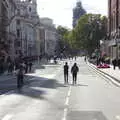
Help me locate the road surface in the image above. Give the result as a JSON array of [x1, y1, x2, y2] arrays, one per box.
[[0, 57, 120, 120]]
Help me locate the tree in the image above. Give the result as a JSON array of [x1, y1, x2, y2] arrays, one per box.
[[56, 14, 107, 57], [56, 26, 71, 56], [70, 14, 107, 56], [57, 26, 69, 37]]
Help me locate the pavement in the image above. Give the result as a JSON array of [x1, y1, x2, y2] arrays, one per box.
[[88, 62, 120, 86], [0, 58, 49, 81]]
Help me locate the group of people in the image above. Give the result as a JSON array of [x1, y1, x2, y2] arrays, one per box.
[[64, 62, 79, 85]]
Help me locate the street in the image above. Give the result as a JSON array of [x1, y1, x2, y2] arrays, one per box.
[[0, 57, 120, 120]]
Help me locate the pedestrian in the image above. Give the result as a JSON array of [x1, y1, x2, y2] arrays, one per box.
[[75, 56, 77, 61], [29, 62, 33, 72], [118, 58, 120, 69], [64, 62, 69, 84], [112, 58, 117, 70], [9, 62, 14, 74], [8, 62, 11, 74], [71, 63, 79, 85], [17, 68, 24, 89], [84, 56, 87, 62], [25, 61, 28, 73]]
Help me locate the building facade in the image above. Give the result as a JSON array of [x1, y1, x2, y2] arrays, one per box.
[[13, 0, 40, 58], [40, 18, 58, 57], [107, 0, 120, 60], [72, 1, 86, 28], [0, 0, 59, 61], [0, 0, 16, 60]]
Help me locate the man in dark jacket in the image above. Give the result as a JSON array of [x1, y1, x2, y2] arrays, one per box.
[[112, 58, 117, 70], [71, 63, 79, 85], [29, 62, 33, 72], [118, 59, 120, 69], [64, 62, 69, 84], [17, 68, 24, 89]]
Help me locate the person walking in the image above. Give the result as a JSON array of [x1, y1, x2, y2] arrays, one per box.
[[28, 62, 33, 72], [17, 68, 24, 89], [71, 63, 79, 85], [25, 61, 28, 73], [84, 56, 87, 62], [118, 58, 120, 69], [112, 58, 117, 70], [64, 62, 69, 84], [8, 62, 14, 74]]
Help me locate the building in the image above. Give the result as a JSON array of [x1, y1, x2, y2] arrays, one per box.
[[72, 1, 86, 28], [0, 0, 59, 61], [40, 18, 58, 57], [0, 0, 16, 60], [107, 0, 120, 60], [36, 25, 45, 59], [14, 0, 40, 58]]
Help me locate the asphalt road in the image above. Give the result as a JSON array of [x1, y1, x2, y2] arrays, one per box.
[[0, 57, 120, 120]]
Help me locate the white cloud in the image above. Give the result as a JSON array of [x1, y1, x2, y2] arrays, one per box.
[[37, 0, 108, 28]]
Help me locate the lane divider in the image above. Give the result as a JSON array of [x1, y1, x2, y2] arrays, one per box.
[[2, 114, 13, 120], [62, 86, 72, 120]]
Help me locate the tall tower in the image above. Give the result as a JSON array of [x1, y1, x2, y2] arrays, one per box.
[[31, 0, 37, 14], [72, 1, 86, 28], [26, 0, 37, 15]]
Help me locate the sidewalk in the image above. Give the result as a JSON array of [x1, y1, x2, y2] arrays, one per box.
[[89, 63, 120, 83], [0, 58, 49, 81]]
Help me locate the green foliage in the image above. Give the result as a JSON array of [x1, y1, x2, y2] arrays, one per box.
[[57, 26, 69, 37], [56, 26, 72, 55], [68, 14, 107, 55], [56, 14, 107, 56]]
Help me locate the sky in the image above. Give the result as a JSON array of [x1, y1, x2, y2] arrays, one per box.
[[37, 0, 108, 28]]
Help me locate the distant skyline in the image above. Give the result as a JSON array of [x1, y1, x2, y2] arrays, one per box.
[[37, 0, 108, 28]]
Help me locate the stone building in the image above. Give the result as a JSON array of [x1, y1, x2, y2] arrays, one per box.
[[40, 18, 58, 57], [0, 0, 59, 61], [14, 0, 40, 58], [0, 0, 16, 60], [107, 0, 120, 60]]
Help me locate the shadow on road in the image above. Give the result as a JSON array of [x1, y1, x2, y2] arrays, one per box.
[[14, 74, 67, 100]]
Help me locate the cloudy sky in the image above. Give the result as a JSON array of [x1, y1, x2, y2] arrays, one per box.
[[37, 0, 108, 28]]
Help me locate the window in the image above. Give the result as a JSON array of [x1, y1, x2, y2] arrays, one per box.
[[29, 7, 32, 12], [16, 20, 20, 25], [17, 29, 20, 37]]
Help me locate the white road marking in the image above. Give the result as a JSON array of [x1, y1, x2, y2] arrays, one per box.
[[62, 108, 68, 120], [2, 114, 13, 120], [65, 97, 69, 106], [62, 86, 72, 120], [67, 87, 71, 97]]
